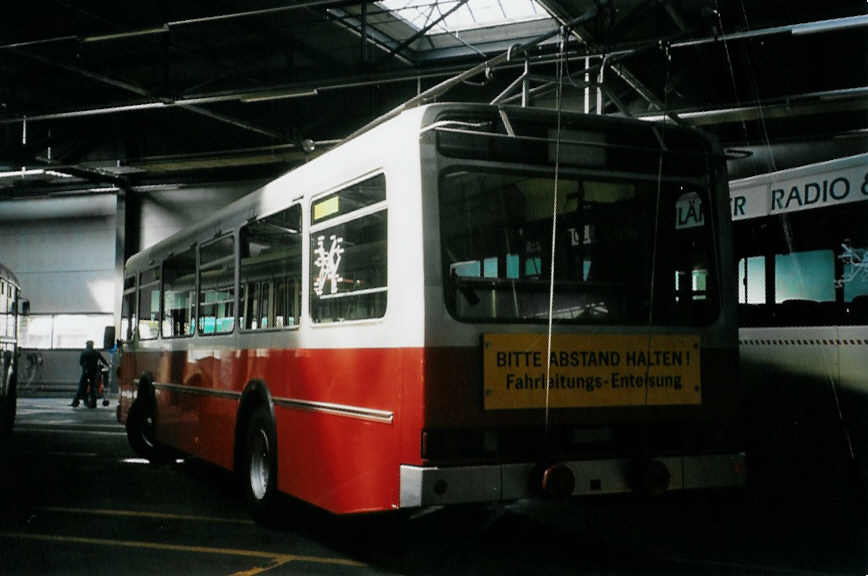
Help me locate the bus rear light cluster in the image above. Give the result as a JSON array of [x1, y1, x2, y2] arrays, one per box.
[[628, 459, 671, 496], [540, 464, 575, 498]]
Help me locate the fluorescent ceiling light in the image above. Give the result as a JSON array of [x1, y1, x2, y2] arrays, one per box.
[[790, 15, 868, 35], [44, 170, 74, 178], [174, 94, 242, 106], [0, 168, 74, 179], [0, 168, 46, 178], [0, 168, 71, 179], [83, 186, 120, 193], [379, 0, 549, 35]]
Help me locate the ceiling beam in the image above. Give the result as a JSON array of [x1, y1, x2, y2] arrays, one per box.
[[661, 0, 689, 32], [324, 6, 415, 65], [5, 48, 285, 140], [374, 0, 471, 64], [3, 14, 864, 136], [636, 86, 868, 125], [536, 0, 677, 117]]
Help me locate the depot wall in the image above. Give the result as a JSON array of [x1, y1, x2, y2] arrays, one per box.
[[0, 181, 260, 392]]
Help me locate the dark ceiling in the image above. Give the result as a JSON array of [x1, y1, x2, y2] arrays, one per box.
[[0, 0, 866, 199]]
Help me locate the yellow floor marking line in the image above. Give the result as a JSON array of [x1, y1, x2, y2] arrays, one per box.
[[16, 428, 126, 436], [0, 532, 367, 569], [229, 556, 294, 576], [39, 506, 256, 525]]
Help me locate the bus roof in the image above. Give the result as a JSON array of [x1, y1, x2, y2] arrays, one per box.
[[125, 102, 715, 275], [125, 103, 430, 274]]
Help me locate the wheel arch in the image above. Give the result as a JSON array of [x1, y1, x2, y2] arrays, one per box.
[[135, 371, 155, 402], [234, 379, 276, 473]]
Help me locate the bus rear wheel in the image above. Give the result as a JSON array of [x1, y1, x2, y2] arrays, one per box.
[[242, 406, 279, 523], [126, 399, 168, 463]]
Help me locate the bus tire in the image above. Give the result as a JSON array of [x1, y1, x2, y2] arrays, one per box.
[[242, 406, 279, 524], [125, 399, 169, 464]]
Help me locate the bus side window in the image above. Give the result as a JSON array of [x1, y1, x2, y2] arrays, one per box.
[[240, 204, 302, 330], [163, 247, 197, 338], [138, 267, 161, 340], [0, 281, 6, 339], [199, 235, 235, 335], [122, 275, 137, 341], [310, 174, 387, 324]]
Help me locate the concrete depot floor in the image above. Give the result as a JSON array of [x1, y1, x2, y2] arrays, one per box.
[[0, 396, 866, 575]]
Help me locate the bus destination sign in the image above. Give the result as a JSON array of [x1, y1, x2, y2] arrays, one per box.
[[482, 333, 701, 410]]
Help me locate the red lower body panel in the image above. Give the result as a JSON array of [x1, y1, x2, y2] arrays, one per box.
[[119, 346, 425, 514]]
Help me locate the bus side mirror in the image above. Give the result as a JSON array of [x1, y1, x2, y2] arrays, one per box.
[[103, 326, 116, 350], [20, 299, 30, 316]]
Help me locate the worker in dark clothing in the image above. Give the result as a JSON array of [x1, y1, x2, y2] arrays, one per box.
[[71, 340, 109, 407]]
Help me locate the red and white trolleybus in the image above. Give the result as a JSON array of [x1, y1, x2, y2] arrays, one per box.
[[117, 103, 745, 519]]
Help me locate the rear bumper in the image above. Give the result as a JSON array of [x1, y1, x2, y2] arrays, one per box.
[[399, 453, 746, 508]]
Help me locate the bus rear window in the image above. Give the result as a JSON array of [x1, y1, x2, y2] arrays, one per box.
[[439, 170, 717, 325]]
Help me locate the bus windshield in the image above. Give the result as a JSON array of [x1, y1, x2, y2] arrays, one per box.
[[439, 169, 716, 325]]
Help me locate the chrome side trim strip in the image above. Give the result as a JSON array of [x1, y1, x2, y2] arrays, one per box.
[[272, 397, 393, 424], [150, 382, 392, 423], [152, 382, 242, 400]]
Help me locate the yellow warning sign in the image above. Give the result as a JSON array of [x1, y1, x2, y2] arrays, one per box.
[[482, 333, 701, 410]]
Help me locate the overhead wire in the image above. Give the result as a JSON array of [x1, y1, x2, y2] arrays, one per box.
[[543, 27, 568, 437], [751, 0, 854, 464], [645, 41, 672, 408], [717, 1, 856, 471]]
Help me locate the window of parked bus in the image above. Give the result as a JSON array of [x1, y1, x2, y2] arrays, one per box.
[[843, 241, 868, 318], [163, 247, 197, 337], [733, 203, 866, 326], [310, 174, 387, 323], [0, 281, 6, 338], [0, 297, 6, 340], [737, 256, 766, 304], [121, 276, 137, 341], [138, 267, 161, 340], [199, 235, 235, 335], [240, 204, 302, 330], [775, 249, 835, 303]]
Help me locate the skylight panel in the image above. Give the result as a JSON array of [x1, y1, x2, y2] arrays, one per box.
[[378, 0, 549, 35]]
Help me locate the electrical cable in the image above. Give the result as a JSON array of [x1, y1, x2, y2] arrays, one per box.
[[645, 42, 671, 407], [543, 27, 568, 436]]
